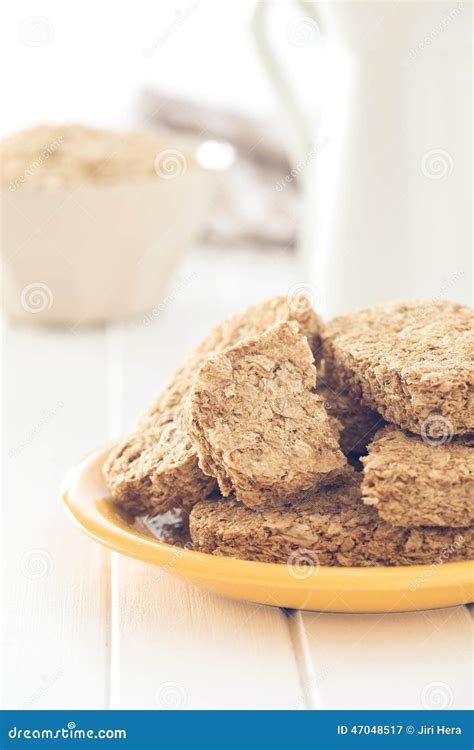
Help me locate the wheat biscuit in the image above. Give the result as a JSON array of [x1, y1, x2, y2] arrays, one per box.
[[189, 473, 473, 566], [322, 300, 474, 435], [186, 322, 346, 509], [103, 296, 323, 515], [361, 426, 474, 527], [316, 378, 383, 456]]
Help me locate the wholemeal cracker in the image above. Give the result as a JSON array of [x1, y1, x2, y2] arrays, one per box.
[[316, 377, 383, 456], [322, 300, 474, 435], [103, 296, 323, 515], [186, 322, 346, 509], [190, 473, 473, 566], [361, 426, 474, 527]]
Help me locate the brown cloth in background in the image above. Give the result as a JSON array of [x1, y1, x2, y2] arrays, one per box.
[[139, 90, 300, 248]]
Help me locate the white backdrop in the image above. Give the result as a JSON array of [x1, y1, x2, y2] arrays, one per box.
[[1, 0, 325, 136]]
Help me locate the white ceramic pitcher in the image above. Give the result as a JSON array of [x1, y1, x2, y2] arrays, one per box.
[[253, 1, 472, 317]]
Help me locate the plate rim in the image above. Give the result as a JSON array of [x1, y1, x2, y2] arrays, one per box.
[[61, 445, 474, 597]]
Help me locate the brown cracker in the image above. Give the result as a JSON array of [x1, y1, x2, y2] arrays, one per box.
[[103, 296, 323, 515], [322, 300, 474, 435], [361, 426, 474, 527], [190, 473, 473, 566], [316, 377, 383, 456], [186, 322, 346, 509]]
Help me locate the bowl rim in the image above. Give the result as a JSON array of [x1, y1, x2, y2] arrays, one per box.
[[2, 162, 211, 196]]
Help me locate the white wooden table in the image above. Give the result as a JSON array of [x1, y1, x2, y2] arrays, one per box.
[[3, 245, 473, 710]]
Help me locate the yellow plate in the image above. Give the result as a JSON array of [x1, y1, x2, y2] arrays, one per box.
[[62, 446, 474, 613]]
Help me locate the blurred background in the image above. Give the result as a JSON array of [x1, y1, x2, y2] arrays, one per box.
[[1, 0, 332, 328], [2, 1, 287, 130], [1, 0, 471, 330], [1, 0, 473, 712]]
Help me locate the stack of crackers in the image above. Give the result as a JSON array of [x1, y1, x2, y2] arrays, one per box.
[[104, 297, 474, 567]]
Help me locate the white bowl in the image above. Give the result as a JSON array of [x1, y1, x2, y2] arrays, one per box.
[[1, 163, 214, 325]]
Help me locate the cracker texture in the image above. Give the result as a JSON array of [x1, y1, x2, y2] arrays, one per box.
[[316, 378, 383, 456], [323, 300, 474, 435], [189, 474, 473, 566], [361, 426, 474, 527], [186, 322, 346, 508], [103, 296, 323, 515]]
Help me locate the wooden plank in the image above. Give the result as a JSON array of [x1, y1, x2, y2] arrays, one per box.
[[294, 606, 473, 709], [1, 323, 110, 708], [118, 564, 303, 709], [113, 246, 305, 709]]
